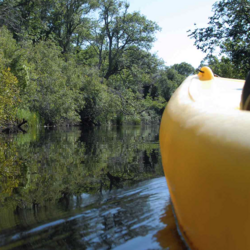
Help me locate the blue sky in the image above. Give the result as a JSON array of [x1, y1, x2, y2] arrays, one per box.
[[128, 0, 217, 68]]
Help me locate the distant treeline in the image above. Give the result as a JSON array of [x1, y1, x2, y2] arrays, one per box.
[[0, 0, 196, 129]]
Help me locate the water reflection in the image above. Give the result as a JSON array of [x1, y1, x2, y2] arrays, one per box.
[[0, 126, 185, 249], [1, 178, 185, 250], [155, 205, 187, 250]]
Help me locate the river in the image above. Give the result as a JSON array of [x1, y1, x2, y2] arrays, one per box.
[[0, 126, 186, 250]]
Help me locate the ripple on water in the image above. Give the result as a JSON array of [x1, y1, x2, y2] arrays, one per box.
[[0, 177, 187, 250]]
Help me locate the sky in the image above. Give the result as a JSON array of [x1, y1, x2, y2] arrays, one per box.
[[128, 0, 217, 68]]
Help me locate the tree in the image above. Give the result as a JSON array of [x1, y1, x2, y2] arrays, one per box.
[[0, 67, 20, 127], [77, 67, 122, 126], [48, 0, 98, 54], [156, 67, 184, 102], [199, 55, 245, 79], [0, 0, 22, 32], [23, 40, 83, 125], [2, 0, 97, 53], [88, 0, 160, 79], [0, 26, 21, 128], [188, 0, 250, 76], [172, 62, 195, 77], [102, 49, 166, 123]]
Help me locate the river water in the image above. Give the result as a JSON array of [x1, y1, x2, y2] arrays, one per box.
[[0, 126, 186, 250]]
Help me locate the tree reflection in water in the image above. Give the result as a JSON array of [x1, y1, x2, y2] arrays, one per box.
[[0, 126, 185, 250]]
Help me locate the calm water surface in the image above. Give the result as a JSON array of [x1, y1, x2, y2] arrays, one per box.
[[0, 126, 186, 250]]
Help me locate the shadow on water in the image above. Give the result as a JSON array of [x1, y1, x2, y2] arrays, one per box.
[[0, 126, 185, 249]]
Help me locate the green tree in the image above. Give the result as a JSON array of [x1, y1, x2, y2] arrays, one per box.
[[104, 49, 166, 123], [23, 41, 83, 125], [199, 55, 244, 79], [48, 0, 98, 53], [156, 66, 187, 102], [0, 67, 20, 127], [0, 26, 28, 89], [78, 67, 121, 126], [172, 62, 195, 77], [0, 0, 22, 33], [188, 0, 250, 76], [2, 0, 97, 53], [88, 0, 160, 79], [0, 26, 22, 127]]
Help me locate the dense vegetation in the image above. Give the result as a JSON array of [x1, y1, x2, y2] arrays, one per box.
[[189, 0, 250, 79], [0, 0, 195, 129]]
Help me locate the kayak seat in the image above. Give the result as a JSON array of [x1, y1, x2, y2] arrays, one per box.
[[241, 71, 250, 110]]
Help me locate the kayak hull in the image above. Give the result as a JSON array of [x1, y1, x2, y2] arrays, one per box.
[[160, 75, 250, 250]]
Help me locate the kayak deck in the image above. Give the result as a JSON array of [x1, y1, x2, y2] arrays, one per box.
[[189, 76, 244, 110]]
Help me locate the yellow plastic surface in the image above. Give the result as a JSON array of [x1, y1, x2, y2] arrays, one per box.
[[159, 75, 250, 250], [198, 66, 214, 81]]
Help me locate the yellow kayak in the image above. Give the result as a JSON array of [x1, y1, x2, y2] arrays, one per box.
[[160, 67, 250, 250]]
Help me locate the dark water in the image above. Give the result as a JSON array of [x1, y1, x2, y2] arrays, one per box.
[[0, 126, 186, 250]]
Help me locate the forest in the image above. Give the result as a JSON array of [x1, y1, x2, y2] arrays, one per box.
[[0, 0, 196, 130]]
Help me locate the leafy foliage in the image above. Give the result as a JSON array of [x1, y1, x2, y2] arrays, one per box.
[[0, 0, 194, 128], [172, 62, 195, 76], [188, 0, 250, 76], [0, 67, 20, 126], [0, 27, 21, 127], [78, 68, 121, 125], [199, 55, 245, 79], [22, 41, 83, 125], [156, 66, 189, 102], [87, 0, 160, 79]]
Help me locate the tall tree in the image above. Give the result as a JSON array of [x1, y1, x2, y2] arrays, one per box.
[[188, 0, 250, 75], [87, 0, 160, 79], [199, 55, 244, 79], [172, 62, 195, 77], [49, 0, 98, 53], [0, 0, 22, 32], [0, 26, 22, 128], [2, 0, 97, 53]]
